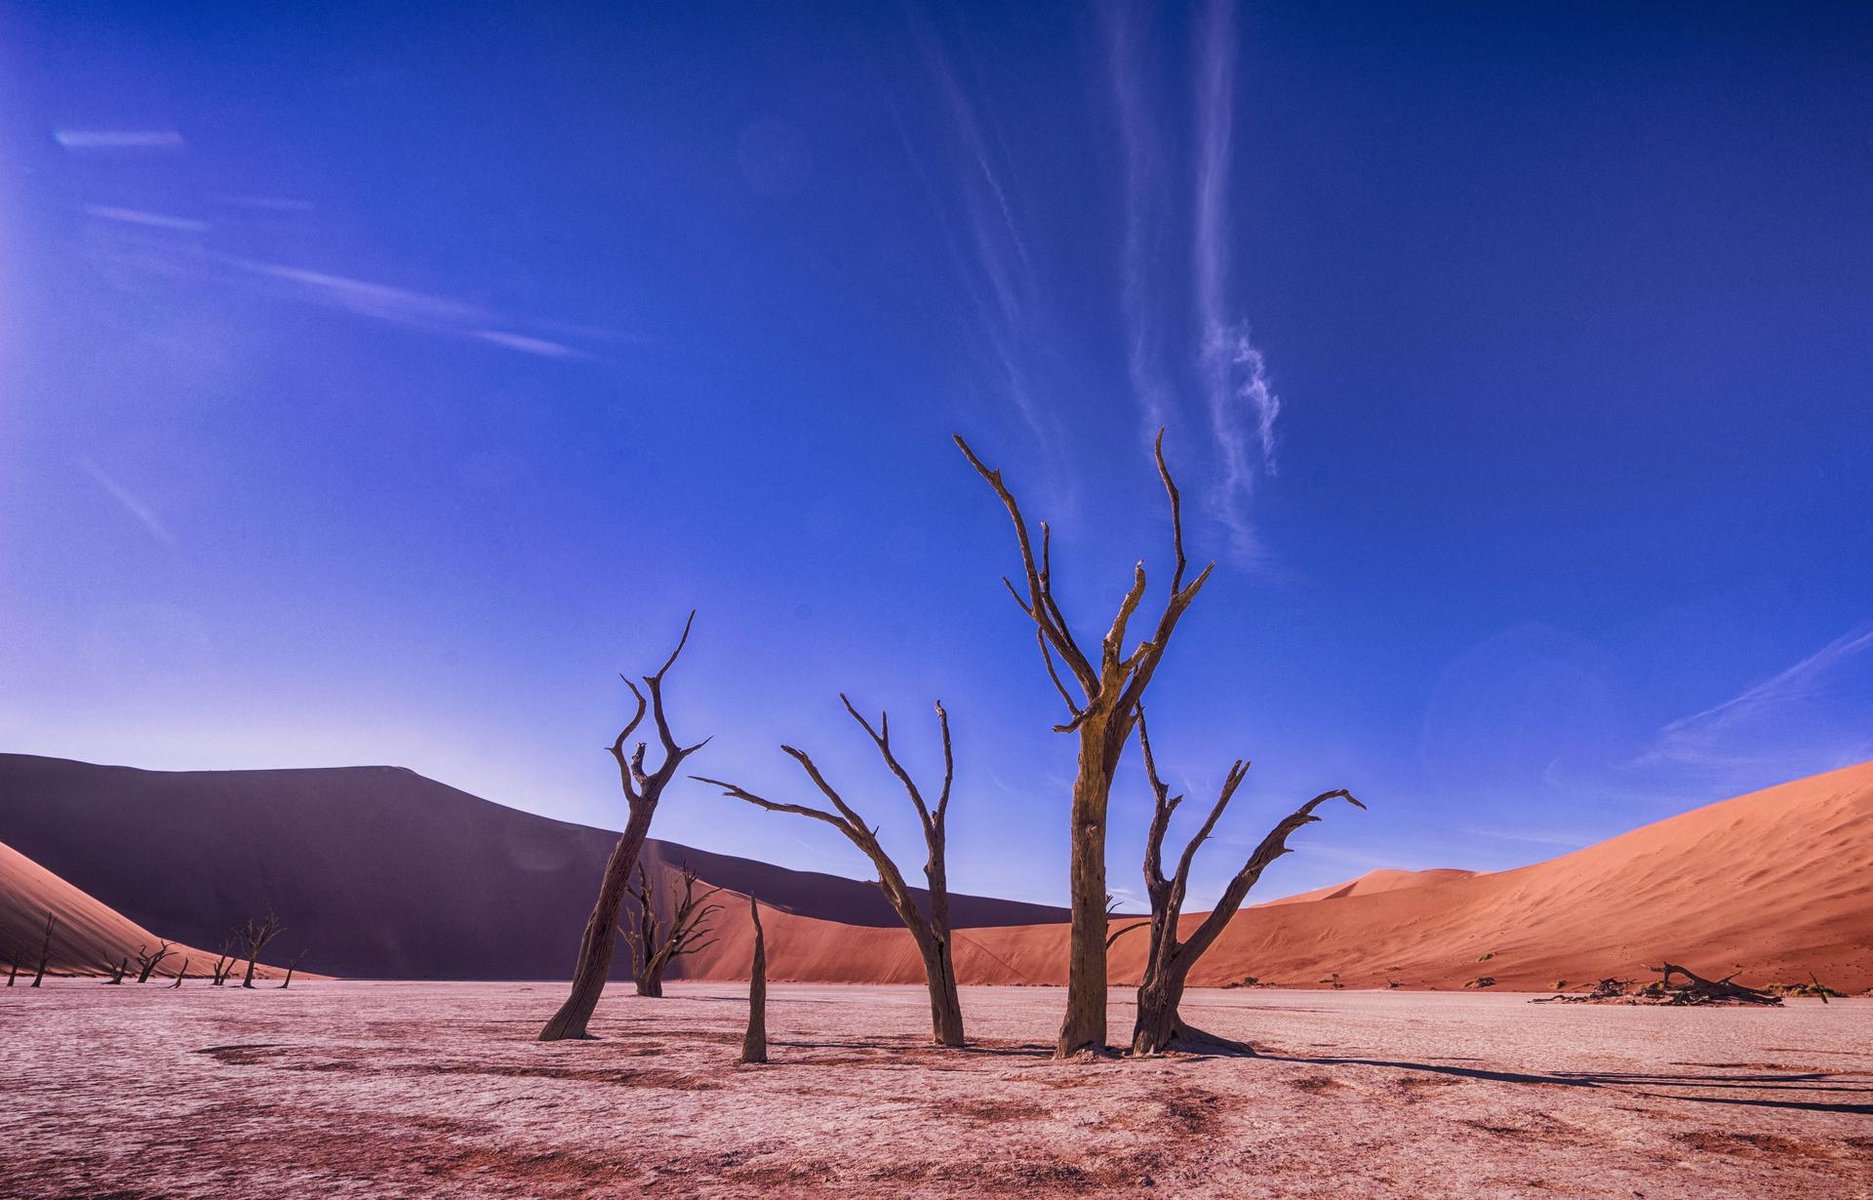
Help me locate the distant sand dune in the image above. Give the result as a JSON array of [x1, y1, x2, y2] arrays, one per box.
[[0, 838, 215, 978], [1, 753, 1866, 990], [672, 762, 1873, 992]]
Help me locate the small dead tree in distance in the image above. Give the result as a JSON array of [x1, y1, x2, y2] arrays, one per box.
[[279, 950, 308, 988], [134, 941, 174, 984], [620, 861, 724, 998], [539, 613, 710, 1042], [698, 695, 966, 1047], [30, 914, 56, 988], [739, 896, 767, 1064], [209, 938, 237, 986], [1130, 711, 1363, 1055], [170, 957, 188, 988], [957, 431, 1211, 1057], [238, 909, 285, 988], [104, 956, 130, 984]]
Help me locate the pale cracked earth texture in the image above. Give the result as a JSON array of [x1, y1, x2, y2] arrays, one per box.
[[2, 981, 1869, 1198]]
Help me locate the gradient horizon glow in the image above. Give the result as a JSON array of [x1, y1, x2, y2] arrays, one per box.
[[3, 1, 1870, 908]]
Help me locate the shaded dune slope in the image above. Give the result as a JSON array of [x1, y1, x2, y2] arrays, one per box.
[[0, 754, 1064, 980], [0, 838, 226, 978]]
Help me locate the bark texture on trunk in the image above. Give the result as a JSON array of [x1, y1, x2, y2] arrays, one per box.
[[539, 613, 709, 1042], [739, 897, 767, 1064], [957, 432, 1212, 1057], [698, 696, 966, 1047], [539, 807, 653, 1040], [1128, 711, 1362, 1056]]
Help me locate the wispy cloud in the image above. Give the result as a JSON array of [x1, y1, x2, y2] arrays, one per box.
[[78, 458, 176, 545], [85, 206, 209, 233], [55, 129, 185, 150], [1193, 0, 1280, 556], [1456, 825, 1588, 850], [1101, 2, 1174, 436], [159, 253, 588, 359], [1637, 625, 1873, 777], [1102, 0, 1282, 561], [897, 11, 1056, 455]]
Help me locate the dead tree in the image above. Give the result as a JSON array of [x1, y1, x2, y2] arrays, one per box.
[[134, 941, 174, 984], [209, 938, 237, 986], [1130, 711, 1363, 1055], [278, 950, 307, 989], [620, 862, 724, 998], [4, 954, 16, 987], [539, 613, 710, 1041], [30, 914, 55, 988], [697, 695, 966, 1046], [237, 909, 285, 988], [170, 957, 188, 988], [739, 896, 767, 1064], [1641, 963, 1781, 1006], [958, 431, 1212, 1056], [104, 956, 130, 984]]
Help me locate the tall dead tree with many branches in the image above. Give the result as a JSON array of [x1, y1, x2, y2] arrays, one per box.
[[1130, 711, 1363, 1055], [621, 861, 724, 997], [698, 695, 966, 1046], [238, 909, 285, 988], [540, 613, 710, 1041], [957, 431, 1212, 1056]]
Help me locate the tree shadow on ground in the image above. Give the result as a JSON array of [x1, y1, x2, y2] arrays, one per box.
[[1257, 1051, 1873, 1115]]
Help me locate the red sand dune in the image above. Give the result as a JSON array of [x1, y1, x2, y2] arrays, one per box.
[[673, 761, 1873, 992], [3, 751, 1868, 991], [0, 838, 218, 978], [1257, 866, 1477, 906], [0, 753, 1064, 980]]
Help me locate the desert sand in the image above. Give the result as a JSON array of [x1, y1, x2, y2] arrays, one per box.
[[5, 756, 1868, 993], [670, 761, 1873, 993], [0, 753, 1065, 979], [0, 839, 220, 979], [2, 980, 1867, 1198]]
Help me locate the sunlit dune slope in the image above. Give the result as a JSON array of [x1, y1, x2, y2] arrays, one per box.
[[0, 838, 221, 978], [675, 763, 1873, 992]]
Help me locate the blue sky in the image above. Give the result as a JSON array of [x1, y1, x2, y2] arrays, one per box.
[[3, 1, 1869, 908]]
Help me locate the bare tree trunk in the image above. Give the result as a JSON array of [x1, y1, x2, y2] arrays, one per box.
[[699, 696, 966, 1047], [170, 957, 188, 988], [915, 933, 965, 1047], [958, 432, 1212, 1057], [5, 954, 17, 987], [279, 950, 307, 988], [739, 897, 767, 1064], [540, 614, 708, 1042], [1061, 720, 1119, 1055], [30, 914, 55, 988], [539, 805, 654, 1038], [1128, 712, 1362, 1055], [104, 956, 129, 984]]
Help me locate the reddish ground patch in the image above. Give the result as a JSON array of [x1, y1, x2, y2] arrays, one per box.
[[2, 982, 1869, 1198]]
